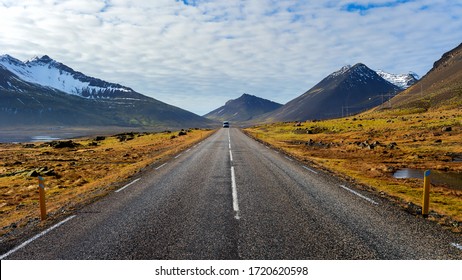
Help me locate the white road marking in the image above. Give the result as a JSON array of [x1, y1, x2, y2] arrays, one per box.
[[340, 185, 379, 205], [302, 165, 318, 174], [0, 215, 76, 260], [155, 163, 167, 170], [185, 148, 191, 153], [174, 153, 183, 159], [265, 146, 270, 149], [231, 166, 240, 220], [115, 178, 141, 193], [451, 243, 462, 250], [229, 150, 233, 162], [229, 143, 231, 149], [284, 156, 293, 161]]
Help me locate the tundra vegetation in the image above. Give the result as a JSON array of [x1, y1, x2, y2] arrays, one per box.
[[0, 129, 214, 238], [244, 108, 462, 232]]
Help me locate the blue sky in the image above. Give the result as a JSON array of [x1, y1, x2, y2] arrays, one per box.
[[1, 0, 461, 115]]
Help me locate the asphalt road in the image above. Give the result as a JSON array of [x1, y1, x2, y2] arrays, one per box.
[[1, 128, 462, 259]]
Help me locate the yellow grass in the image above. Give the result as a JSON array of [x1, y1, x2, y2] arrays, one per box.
[[0, 129, 215, 237], [244, 108, 462, 230]]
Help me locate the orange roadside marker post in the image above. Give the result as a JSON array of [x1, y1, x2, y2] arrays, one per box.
[[422, 170, 431, 218], [38, 176, 47, 221]]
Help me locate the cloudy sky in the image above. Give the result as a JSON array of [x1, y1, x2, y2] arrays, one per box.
[[1, 0, 461, 115]]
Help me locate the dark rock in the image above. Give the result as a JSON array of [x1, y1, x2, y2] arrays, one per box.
[[434, 139, 443, 143], [49, 140, 81, 148], [442, 126, 452, 132], [94, 136, 106, 141], [88, 141, 98, 147], [387, 142, 398, 149], [22, 144, 35, 148], [178, 130, 187, 136]]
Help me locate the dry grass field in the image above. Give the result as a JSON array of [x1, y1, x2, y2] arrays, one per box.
[[0, 129, 214, 238], [244, 108, 462, 232]]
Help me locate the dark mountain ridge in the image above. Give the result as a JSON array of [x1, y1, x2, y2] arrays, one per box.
[[204, 93, 282, 122], [261, 63, 401, 122]]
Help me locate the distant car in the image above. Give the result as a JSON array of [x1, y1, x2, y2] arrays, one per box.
[[223, 121, 230, 128]]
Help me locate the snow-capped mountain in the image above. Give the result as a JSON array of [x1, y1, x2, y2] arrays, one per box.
[[376, 70, 419, 89], [0, 54, 145, 100], [0, 54, 216, 128]]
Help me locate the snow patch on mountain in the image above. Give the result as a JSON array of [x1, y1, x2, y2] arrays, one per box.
[[0, 54, 136, 99], [332, 65, 352, 77], [376, 70, 419, 89]]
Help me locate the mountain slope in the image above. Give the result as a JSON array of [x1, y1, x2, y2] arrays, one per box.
[[0, 55, 215, 129], [204, 93, 282, 122], [262, 63, 401, 122], [387, 42, 462, 110]]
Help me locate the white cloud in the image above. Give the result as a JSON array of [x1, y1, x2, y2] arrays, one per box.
[[1, 0, 461, 115]]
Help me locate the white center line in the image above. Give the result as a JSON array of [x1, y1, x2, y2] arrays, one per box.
[[340, 185, 379, 205], [156, 163, 167, 170], [302, 165, 318, 174], [0, 215, 76, 260], [174, 153, 183, 159], [231, 166, 240, 220], [229, 150, 233, 162], [115, 178, 141, 193]]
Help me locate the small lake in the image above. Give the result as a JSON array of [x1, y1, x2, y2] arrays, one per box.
[[393, 168, 462, 190], [31, 136, 62, 142]]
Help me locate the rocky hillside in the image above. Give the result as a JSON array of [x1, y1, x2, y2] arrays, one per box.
[[387, 42, 462, 110]]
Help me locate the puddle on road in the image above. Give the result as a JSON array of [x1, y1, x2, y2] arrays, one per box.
[[393, 168, 462, 190]]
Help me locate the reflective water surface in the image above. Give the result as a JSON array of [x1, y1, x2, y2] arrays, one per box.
[[393, 168, 462, 190]]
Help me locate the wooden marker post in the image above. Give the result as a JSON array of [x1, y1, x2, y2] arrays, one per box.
[[38, 176, 47, 221], [422, 170, 431, 218]]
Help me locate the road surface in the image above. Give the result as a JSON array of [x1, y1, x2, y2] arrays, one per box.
[[1, 128, 461, 259]]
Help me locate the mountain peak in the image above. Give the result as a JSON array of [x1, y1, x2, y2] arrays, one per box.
[[205, 94, 282, 122], [27, 55, 55, 65], [0, 54, 23, 65], [261, 62, 401, 122], [332, 65, 352, 76]]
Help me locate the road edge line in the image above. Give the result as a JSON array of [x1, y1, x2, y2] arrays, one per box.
[[0, 215, 77, 260], [115, 178, 141, 193], [339, 185, 379, 205]]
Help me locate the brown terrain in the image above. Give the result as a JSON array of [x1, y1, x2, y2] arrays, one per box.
[[0, 129, 214, 239]]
